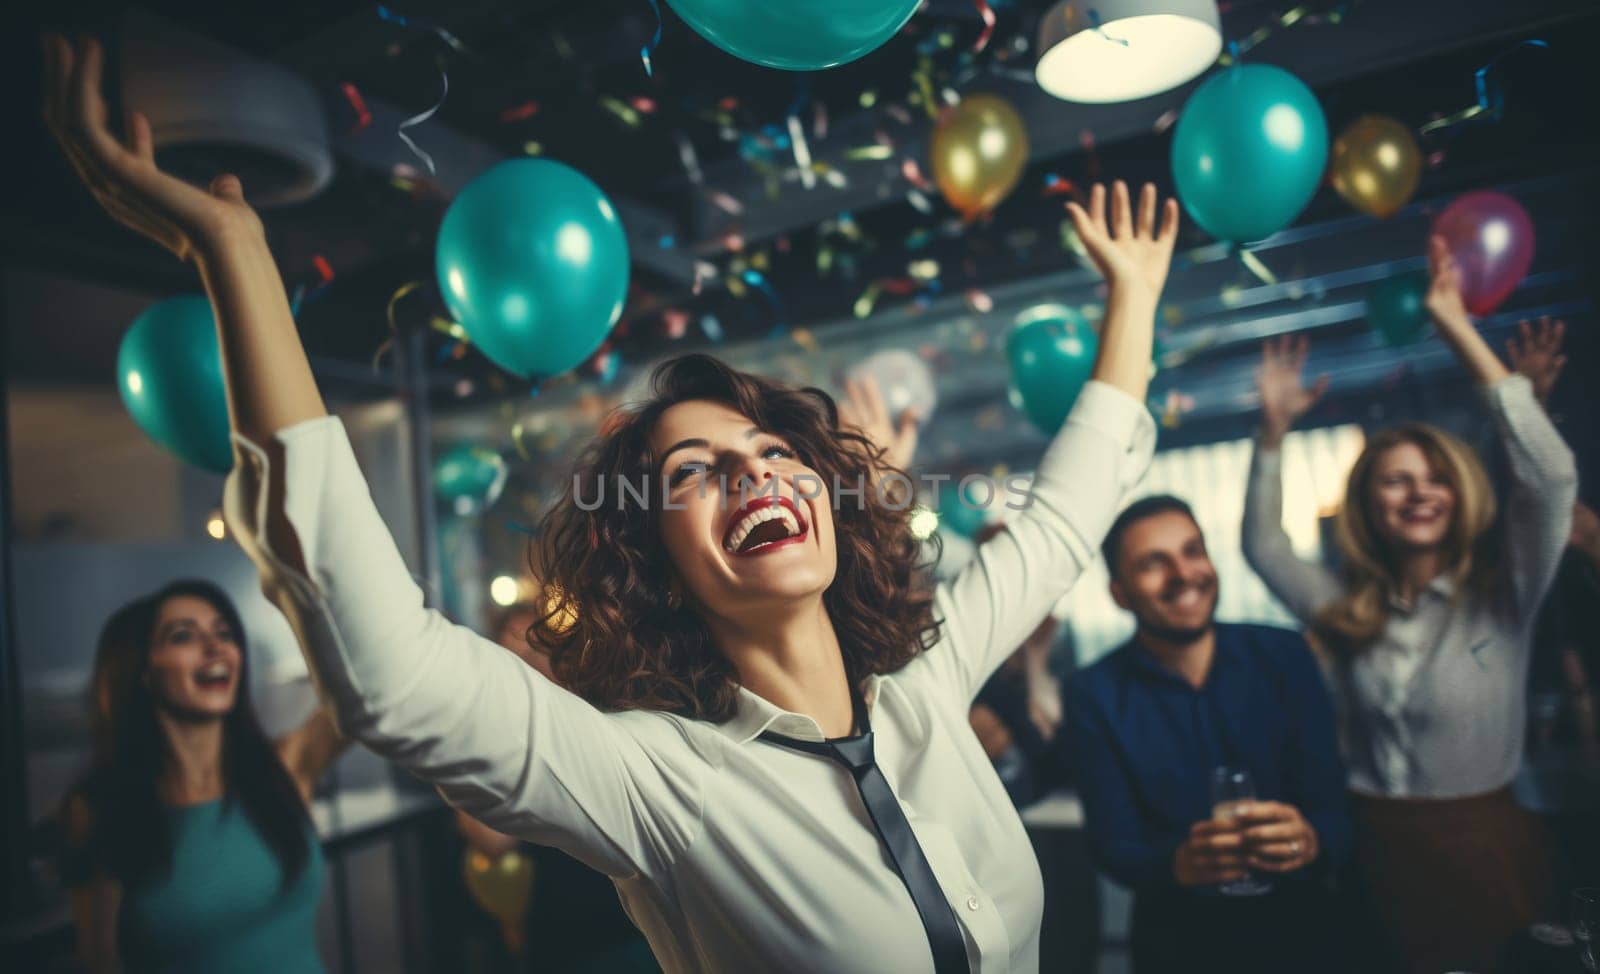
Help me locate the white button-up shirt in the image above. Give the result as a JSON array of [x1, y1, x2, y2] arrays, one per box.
[[223, 381, 1155, 973]]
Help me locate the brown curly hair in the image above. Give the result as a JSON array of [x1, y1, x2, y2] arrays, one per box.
[[530, 354, 940, 721]]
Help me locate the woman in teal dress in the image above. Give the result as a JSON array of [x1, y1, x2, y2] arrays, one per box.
[[59, 580, 346, 973]]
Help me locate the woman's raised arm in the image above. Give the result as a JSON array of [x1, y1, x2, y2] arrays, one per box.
[[42, 34, 324, 447], [921, 183, 1169, 702], [44, 35, 704, 878]]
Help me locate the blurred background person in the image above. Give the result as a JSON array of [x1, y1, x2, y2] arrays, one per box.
[[56, 579, 345, 973], [1243, 241, 1579, 972], [1066, 495, 1351, 974]]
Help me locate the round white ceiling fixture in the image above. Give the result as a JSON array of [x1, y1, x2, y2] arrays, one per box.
[[1036, 0, 1223, 104], [119, 10, 333, 208]]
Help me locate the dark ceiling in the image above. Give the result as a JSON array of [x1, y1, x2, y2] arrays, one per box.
[[6, 0, 1600, 430]]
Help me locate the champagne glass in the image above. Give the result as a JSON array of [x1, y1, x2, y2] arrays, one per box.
[[1575, 887, 1599, 972], [1211, 766, 1272, 896]]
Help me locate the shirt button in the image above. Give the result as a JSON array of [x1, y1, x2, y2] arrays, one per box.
[[966, 896, 980, 911]]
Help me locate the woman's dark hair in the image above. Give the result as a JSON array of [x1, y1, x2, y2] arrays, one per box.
[[532, 354, 941, 721], [64, 580, 310, 887]]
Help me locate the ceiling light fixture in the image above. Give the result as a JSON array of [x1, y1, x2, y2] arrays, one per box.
[[1036, 0, 1223, 104]]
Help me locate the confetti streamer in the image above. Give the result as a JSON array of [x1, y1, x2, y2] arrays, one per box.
[[641, 0, 663, 78], [312, 254, 335, 284], [973, 0, 997, 53], [740, 269, 785, 333], [853, 283, 883, 318], [846, 144, 892, 162], [701, 314, 724, 342], [902, 158, 934, 191], [787, 115, 816, 190], [397, 68, 448, 175], [600, 97, 642, 128], [1153, 108, 1179, 133], [673, 132, 704, 185], [965, 289, 994, 313], [1239, 248, 1277, 285], [373, 280, 426, 371], [906, 190, 934, 214], [1087, 7, 1131, 46], [912, 59, 940, 120], [499, 101, 539, 123], [377, 5, 471, 55], [1419, 39, 1549, 136], [340, 83, 373, 134]]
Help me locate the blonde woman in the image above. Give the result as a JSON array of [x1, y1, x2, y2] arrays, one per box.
[[1241, 238, 1578, 973]]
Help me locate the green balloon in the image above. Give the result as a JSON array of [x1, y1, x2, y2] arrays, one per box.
[[1172, 64, 1329, 243], [434, 444, 508, 514], [665, 0, 922, 71], [436, 159, 629, 379], [937, 481, 991, 539], [117, 296, 233, 473], [1366, 271, 1431, 347], [1006, 307, 1099, 435]]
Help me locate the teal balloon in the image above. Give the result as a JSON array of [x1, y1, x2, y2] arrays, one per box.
[[433, 444, 508, 514], [1171, 64, 1329, 243], [665, 0, 921, 70], [117, 296, 232, 473], [937, 481, 991, 539], [1006, 308, 1099, 435], [437, 159, 629, 379], [1366, 271, 1431, 347]]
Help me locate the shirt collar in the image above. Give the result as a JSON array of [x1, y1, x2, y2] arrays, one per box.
[[1388, 574, 1455, 611], [716, 676, 889, 745], [1124, 628, 1236, 687]]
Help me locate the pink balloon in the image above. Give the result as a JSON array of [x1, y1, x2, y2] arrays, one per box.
[[1431, 191, 1535, 316]]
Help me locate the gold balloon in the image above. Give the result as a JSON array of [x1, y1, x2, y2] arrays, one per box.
[[930, 94, 1029, 219], [463, 849, 535, 937], [1329, 114, 1423, 219]]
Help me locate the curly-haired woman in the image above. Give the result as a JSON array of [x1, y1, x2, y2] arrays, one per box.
[[43, 34, 1176, 972], [1242, 242, 1579, 972]]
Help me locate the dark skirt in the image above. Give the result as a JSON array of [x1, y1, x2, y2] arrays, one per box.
[[1350, 785, 1553, 974]]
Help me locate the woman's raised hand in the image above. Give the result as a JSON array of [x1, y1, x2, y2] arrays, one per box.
[[1256, 335, 1327, 448], [1506, 316, 1567, 405], [839, 375, 920, 474], [1065, 181, 1181, 304], [41, 34, 262, 263], [1423, 234, 1471, 331]]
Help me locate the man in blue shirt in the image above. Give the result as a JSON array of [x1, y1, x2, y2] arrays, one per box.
[[1065, 495, 1351, 974]]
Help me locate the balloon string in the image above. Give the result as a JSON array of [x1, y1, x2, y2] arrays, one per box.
[[641, 0, 663, 78], [972, 0, 997, 54], [1419, 39, 1549, 135], [398, 67, 449, 176]]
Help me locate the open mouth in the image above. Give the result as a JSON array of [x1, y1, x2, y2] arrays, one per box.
[[194, 662, 233, 690], [1161, 583, 1213, 609], [1399, 506, 1443, 524], [722, 496, 809, 556]]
